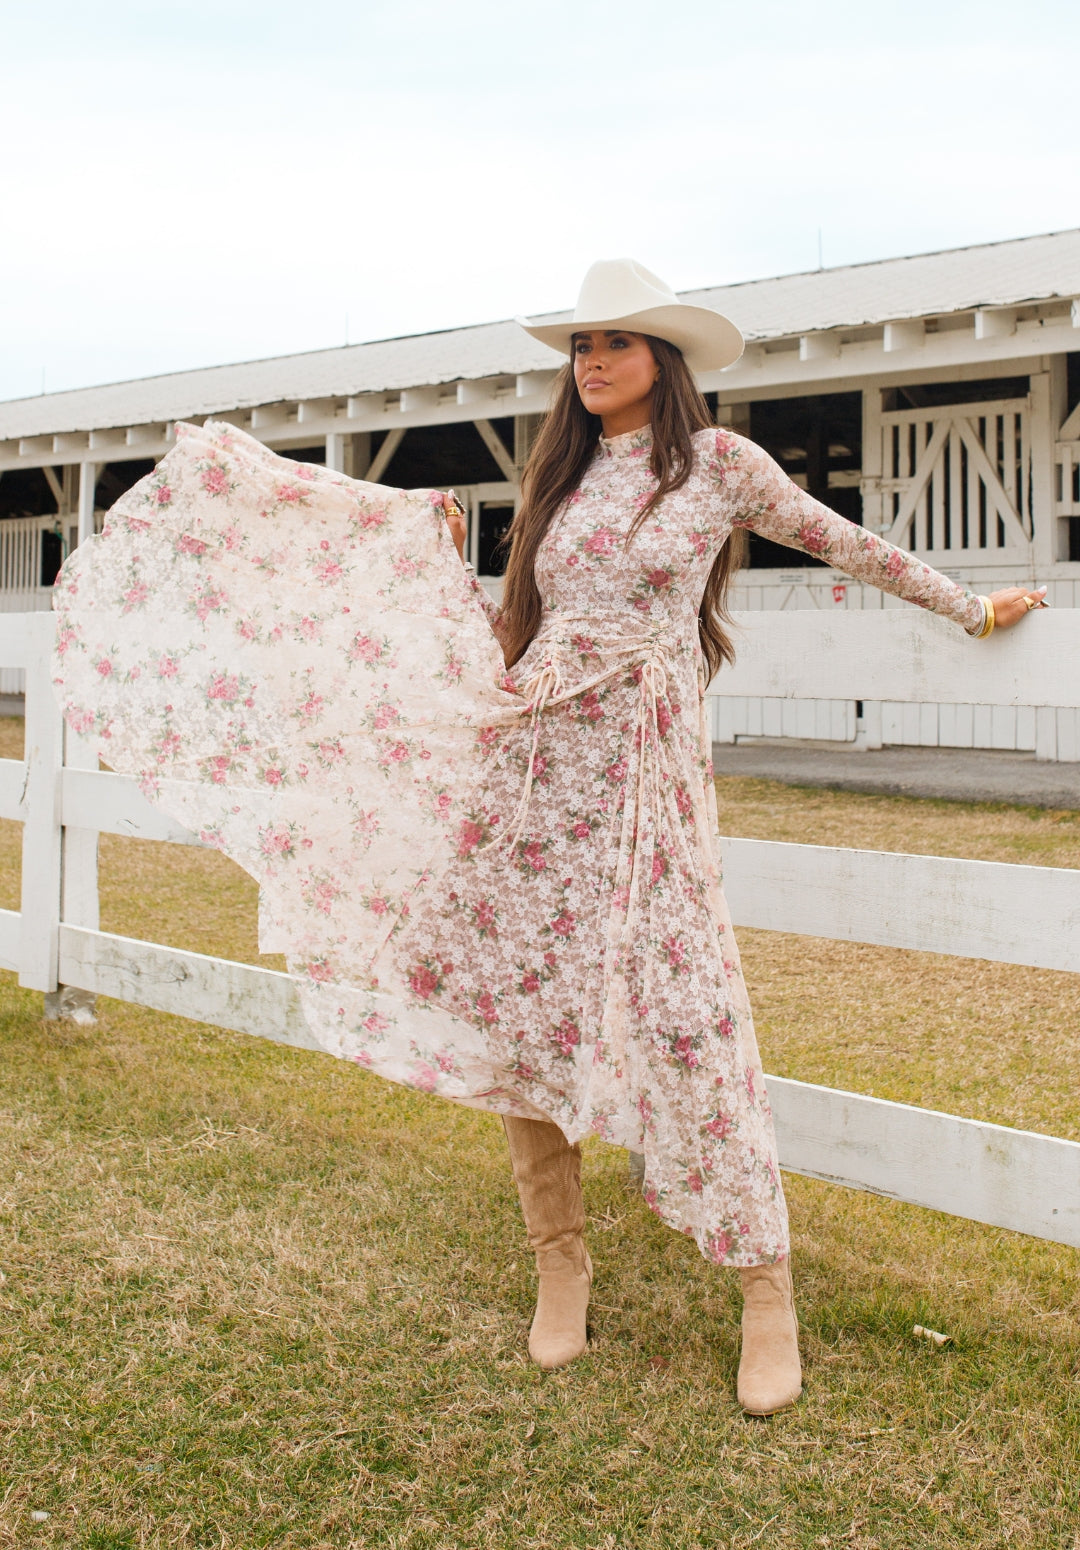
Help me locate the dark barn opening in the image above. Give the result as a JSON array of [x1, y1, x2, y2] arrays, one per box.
[[747, 392, 862, 569]]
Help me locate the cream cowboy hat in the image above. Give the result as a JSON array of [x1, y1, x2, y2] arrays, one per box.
[[516, 258, 744, 374]]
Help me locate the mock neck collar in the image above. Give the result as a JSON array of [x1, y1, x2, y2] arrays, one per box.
[[598, 424, 653, 460]]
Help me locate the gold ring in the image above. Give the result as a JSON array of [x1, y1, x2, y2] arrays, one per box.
[[1024, 594, 1039, 610]]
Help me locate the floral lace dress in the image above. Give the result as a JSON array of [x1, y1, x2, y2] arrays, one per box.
[[52, 418, 983, 1266]]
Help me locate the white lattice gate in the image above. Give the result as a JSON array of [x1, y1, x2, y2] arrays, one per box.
[[881, 397, 1033, 565]]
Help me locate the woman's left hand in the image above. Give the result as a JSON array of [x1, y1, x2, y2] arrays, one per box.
[[441, 491, 467, 562], [988, 585, 1049, 630]]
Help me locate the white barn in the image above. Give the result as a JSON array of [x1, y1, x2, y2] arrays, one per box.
[[2, 228, 1078, 757]]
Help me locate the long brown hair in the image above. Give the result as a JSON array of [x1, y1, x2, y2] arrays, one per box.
[[497, 334, 745, 681]]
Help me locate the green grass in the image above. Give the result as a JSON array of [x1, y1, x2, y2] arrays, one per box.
[[0, 719, 1078, 1548]]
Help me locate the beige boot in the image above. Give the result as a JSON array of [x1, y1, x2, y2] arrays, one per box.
[[503, 1116, 592, 1370], [737, 1258, 803, 1415]]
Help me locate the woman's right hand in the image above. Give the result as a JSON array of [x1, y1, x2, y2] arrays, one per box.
[[441, 491, 467, 562], [988, 585, 1049, 630]]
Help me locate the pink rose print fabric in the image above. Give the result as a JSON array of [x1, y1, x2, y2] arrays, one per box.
[[52, 419, 982, 1267]]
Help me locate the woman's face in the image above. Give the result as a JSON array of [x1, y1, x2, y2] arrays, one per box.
[[572, 330, 659, 436]]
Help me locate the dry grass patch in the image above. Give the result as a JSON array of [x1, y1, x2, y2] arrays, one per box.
[[0, 730, 1076, 1547], [715, 772, 1080, 869]]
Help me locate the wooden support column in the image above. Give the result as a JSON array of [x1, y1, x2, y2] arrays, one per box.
[[1030, 356, 1068, 576], [48, 722, 100, 1023], [716, 402, 751, 436], [77, 462, 97, 546], [856, 385, 887, 732], [860, 386, 886, 537], [467, 491, 480, 573], [351, 432, 372, 480], [62, 464, 77, 510], [474, 419, 517, 484], [325, 432, 347, 474], [43, 467, 65, 509], [365, 430, 404, 485], [514, 415, 540, 487]]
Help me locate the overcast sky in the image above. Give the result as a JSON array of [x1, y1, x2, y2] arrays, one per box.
[[2, 0, 1077, 404]]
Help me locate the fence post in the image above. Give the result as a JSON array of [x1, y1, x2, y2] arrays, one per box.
[[18, 613, 63, 995], [49, 722, 100, 1023]]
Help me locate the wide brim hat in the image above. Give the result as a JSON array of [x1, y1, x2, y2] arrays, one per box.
[[516, 258, 744, 374]]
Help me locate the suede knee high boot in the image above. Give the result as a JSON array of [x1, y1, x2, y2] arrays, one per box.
[[737, 1257, 803, 1415], [502, 1116, 592, 1370]]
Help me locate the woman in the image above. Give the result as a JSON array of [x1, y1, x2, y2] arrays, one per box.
[[52, 259, 1046, 1418]]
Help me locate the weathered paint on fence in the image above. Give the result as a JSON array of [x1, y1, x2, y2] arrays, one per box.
[[721, 838, 1080, 974], [708, 608, 1079, 708], [768, 1077, 1080, 1248], [58, 925, 321, 1053]]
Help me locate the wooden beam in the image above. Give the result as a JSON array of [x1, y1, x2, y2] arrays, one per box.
[[18, 617, 64, 991], [769, 1077, 1080, 1249], [953, 415, 1031, 550], [43, 466, 64, 509], [325, 431, 348, 474], [298, 398, 339, 425], [346, 393, 385, 420], [88, 428, 126, 452], [0, 907, 17, 973], [78, 462, 96, 545], [349, 431, 372, 479], [60, 767, 202, 846], [365, 428, 405, 484], [516, 371, 558, 401], [61, 727, 100, 973], [399, 387, 439, 413], [722, 837, 1080, 972], [974, 308, 1017, 340], [883, 320, 925, 352], [1031, 362, 1067, 571], [250, 404, 290, 431], [473, 418, 517, 482], [860, 386, 886, 535], [799, 332, 840, 362], [456, 379, 499, 407], [883, 417, 951, 541], [126, 423, 169, 447], [0, 757, 25, 821], [58, 925, 321, 1054], [708, 608, 1080, 708]]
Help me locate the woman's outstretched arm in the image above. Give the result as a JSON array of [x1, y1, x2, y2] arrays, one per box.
[[713, 432, 1046, 633]]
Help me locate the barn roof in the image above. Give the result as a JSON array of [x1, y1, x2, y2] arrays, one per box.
[[4, 227, 1080, 441]]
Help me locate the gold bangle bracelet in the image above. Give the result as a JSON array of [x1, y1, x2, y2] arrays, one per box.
[[975, 596, 996, 638]]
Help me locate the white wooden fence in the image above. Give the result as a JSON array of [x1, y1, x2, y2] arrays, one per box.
[[2, 610, 1079, 1250]]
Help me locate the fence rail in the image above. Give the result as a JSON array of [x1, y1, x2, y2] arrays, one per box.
[[2, 610, 1078, 1250]]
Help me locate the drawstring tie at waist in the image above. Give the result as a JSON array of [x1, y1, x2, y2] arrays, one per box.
[[482, 615, 672, 854]]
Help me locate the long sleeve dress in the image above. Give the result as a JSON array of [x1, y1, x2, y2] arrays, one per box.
[[52, 418, 984, 1268]]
